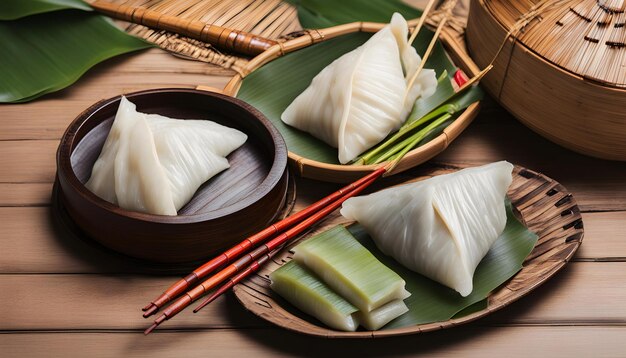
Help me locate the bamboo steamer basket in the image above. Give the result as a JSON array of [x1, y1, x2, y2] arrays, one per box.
[[466, 0, 626, 161]]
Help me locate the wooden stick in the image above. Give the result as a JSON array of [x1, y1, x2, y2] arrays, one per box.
[[141, 166, 387, 318], [193, 251, 275, 313], [456, 65, 493, 92], [89, 0, 276, 56], [144, 173, 382, 335], [404, 15, 450, 102], [407, 0, 438, 46]]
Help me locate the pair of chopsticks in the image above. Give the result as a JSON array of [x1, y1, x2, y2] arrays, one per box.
[[143, 166, 387, 334], [141, 0, 489, 334]]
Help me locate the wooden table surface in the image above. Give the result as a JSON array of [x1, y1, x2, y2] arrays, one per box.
[[2, 48, 626, 357]]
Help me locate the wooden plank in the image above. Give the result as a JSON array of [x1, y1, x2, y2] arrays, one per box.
[[576, 211, 626, 260], [0, 207, 140, 273], [0, 183, 52, 206], [0, 141, 58, 183], [0, 74, 231, 140], [483, 262, 626, 325], [0, 275, 260, 331], [0, 206, 624, 274], [1, 262, 624, 331], [2, 326, 626, 358]]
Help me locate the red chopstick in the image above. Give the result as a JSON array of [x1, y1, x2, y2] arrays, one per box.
[[143, 173, 380, 334], [193, 251, 275, 313], [141, 167, 386, 318]]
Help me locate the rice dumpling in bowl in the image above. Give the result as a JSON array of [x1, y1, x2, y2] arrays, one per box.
[[55, 88, 289, 264]]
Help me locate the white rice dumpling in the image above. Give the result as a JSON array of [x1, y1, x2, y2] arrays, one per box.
[[86, 97, 247, 215], [340, 161, 514, 296], [281, 13, 438, 164]]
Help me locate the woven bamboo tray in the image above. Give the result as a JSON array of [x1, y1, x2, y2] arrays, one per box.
[[214, 21, 482, 182], [232, 164, 584, 338], [466, 0, 626, 161]]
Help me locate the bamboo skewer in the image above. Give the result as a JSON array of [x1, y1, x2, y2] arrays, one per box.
[[144, 172, 383, 334], [193, 251, 275, 313], [407, 0, 438, 46], [402, 0, 457, 107], [404, 14, 450, 101], [456, 65, 493, 91], [141, 166, 387, 318]]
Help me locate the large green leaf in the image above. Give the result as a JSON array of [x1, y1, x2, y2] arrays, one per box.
[[288, 0, 422, 28], [0, 0, 91, 20], [0, 10, 151, 103], [345, 200, 538, 328]]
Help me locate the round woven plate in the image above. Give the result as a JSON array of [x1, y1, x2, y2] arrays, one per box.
[[232, 164, 584, 338]]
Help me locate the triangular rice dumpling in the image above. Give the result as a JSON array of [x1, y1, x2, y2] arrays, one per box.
[[340, 161, 514, 296], [281, 13, 438, 164], [86, 97, 247, 215]]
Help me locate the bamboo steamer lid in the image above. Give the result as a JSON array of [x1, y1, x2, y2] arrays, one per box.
[[466, 0, 626, 160]]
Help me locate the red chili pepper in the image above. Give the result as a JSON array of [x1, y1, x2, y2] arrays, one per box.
[[454, 69, 469, 87]]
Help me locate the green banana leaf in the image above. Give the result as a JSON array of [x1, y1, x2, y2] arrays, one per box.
[[0, 0, 91, 20], [410, 71, 456, 124], [341, 200, 538, 328], [0, 10, 151, 103], [288, 0, 422, 28]]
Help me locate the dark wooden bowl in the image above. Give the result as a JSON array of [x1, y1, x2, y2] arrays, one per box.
[[56, 88, 289, 264]]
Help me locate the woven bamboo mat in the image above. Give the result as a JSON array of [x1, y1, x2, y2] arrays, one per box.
[[86, 0, 471, 74], [86, 0, 301, 74]]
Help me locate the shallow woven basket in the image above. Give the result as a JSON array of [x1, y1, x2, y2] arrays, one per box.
[[215, 21, 481, 182], [466, 0, 626, 161], [233, 164, 584, 337]]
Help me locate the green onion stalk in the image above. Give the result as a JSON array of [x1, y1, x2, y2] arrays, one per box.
[[351, 79, 483, 166]]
